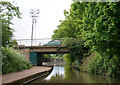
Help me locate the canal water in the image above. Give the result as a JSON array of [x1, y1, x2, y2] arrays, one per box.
[[29, 65, 120, 83]]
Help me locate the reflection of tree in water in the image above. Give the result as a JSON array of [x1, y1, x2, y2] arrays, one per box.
[[50, 72, 64, 80], [65, 65, 74, 79], [45, 65, 116, 83]]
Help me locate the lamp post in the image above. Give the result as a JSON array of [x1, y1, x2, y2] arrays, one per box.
[[30, 9, 40, 46]]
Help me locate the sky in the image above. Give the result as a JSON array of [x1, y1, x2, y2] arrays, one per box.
[[5, 0, 73, 39]]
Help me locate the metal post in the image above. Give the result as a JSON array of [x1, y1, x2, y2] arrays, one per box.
[[31, 17, 34, 46], [30, 9, 40, 46]]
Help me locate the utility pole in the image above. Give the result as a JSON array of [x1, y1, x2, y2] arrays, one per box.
[[30, 9, 40, 46]]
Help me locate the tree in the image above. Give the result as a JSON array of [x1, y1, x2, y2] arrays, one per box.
[[0, 1, 21, 47], [79, 2, 120, 57], [52, 10, 78, 38], [52, 1, 120, 77], [52, 2, 90, 66], [56, 1, 120, 57]]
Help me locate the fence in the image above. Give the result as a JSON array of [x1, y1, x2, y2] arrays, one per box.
[[16, 38, 74, 46]]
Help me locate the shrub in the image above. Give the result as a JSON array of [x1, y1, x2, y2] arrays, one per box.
[[88, 52, 120, 78], [1, 47, 32, 74], [87, 52, 103, 74], [64, 54, 74, 66]]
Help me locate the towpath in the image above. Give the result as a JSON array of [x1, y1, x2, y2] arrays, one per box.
[[2, 66, 52, 84]]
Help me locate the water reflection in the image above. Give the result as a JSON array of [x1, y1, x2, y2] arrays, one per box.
[[30, 65, 120, 83], [45, 66, 65, 80]]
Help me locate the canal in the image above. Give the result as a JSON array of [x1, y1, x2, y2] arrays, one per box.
[[28, 65, 120, 83]]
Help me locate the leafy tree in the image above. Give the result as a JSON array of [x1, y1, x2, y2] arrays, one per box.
[[78, 2, 120, 57], [71, 2, 120, 77], [0, 1, 32, 74], [52, 10, 78, 38], [60, 1, 120, 58], [53, 1, 120, 77], [0, 1, 21, 47], [52, 2, 90, 66]]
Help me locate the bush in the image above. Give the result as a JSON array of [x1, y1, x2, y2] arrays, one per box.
[[88, 52, 120, 78], [64, 38, 90, 67], [87, 52, 103, 74], [64, 54, 74, 65], [1, 47, 32, 74]]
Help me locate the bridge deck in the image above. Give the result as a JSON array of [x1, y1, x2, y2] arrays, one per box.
[[17, 45, 66, 48], [17, 45, 69, 54]]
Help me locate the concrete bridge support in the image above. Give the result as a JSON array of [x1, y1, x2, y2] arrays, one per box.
[[30, 52, 43, 66], [37, 53, 43, 66]]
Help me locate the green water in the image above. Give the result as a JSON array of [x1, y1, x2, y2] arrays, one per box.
[[30, 66, 120, 83]]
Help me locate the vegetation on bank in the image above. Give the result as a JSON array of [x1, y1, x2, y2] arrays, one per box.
[[52, 1, 120, 78], [1, 1, 32, 74], [1, 47, 32, 74], [88, 52, 120, 78]]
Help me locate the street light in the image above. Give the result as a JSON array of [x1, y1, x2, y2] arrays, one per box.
[[30, 9, 40, 46]]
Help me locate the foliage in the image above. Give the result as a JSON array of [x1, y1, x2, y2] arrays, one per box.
[[79, 2, 120, 57], [88, 52, 120, 78], [65, 1, 120, 57], [67, 1, 120, 57], [65, 38, 90, 67], [0, 1, 21, 47], [71, 2, 120, 78], [52, 1, 120, 78], [1, 47, 32, 74], [66, 38, 89, 59], [52, 3, 90, 67], [52, 54, 64, 59], [64, 54, 75, 65], [43, 54, 51, 58], [52, 10, 77, 38], [43, 54, 64, 59]]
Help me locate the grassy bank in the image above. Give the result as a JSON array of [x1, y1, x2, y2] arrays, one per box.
[[77, 52, 120, 78], [63, 39, 120, 78], [1, 47, 32, 74]]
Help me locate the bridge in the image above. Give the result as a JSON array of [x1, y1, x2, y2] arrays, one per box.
[[18, 45, 69, 54], [15, 38, 72, 66], [16, 38, 72, 54]]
